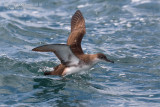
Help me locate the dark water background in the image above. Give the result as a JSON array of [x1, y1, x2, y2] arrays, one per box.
[[0, 0, 160, 106]]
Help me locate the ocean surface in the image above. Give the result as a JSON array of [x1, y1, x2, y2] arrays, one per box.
[[0, 0, 160, 106]]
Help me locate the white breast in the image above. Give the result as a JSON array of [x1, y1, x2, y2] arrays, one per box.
[[63, 65, 91, 76]]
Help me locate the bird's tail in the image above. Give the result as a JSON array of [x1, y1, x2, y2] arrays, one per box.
[[44, 72, 52, 75]]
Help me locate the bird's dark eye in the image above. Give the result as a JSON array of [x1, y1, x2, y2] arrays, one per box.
[[100, 56, 104, 59]]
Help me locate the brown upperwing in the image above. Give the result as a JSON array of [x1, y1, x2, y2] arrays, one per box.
[[67, 10, 86, 56]]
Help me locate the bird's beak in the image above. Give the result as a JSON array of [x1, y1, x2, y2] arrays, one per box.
[[105, 58, 114, 63]]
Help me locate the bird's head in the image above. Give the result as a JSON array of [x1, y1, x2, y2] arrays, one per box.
[[95, 53, 114, 63]]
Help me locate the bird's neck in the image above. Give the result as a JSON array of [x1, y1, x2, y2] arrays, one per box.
[[78, 54, 98, 65]]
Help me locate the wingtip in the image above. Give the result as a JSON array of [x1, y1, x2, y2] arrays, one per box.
[[32, 48, 37, 51], [75, 10, 82, 15], [76, 9, 81, 12], [32, 47, 44, 52]]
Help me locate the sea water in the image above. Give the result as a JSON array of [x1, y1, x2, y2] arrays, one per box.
[[0, 0, 160, 106]]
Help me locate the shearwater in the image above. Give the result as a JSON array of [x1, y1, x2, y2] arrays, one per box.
[[32, 10, 114, 76]]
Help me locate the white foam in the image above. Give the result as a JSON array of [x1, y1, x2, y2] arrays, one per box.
[[131, 0, 151, 4], [77, 3, 91, 8], [126, 22, 132, 28], [38, 66, 53, 72]]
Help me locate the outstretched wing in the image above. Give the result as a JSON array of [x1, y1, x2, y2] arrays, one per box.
[[32, 44, 79, 66], [67, 10, 86, 55]]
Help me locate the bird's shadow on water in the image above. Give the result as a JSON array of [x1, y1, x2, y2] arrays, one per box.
[[32, 73, 92, 106]]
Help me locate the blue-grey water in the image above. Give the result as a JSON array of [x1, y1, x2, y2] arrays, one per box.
[[0, 0, 160, 106]]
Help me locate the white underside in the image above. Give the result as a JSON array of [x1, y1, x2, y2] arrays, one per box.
[[63, 65, 92, 76], [62, 58, 103, 76]]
